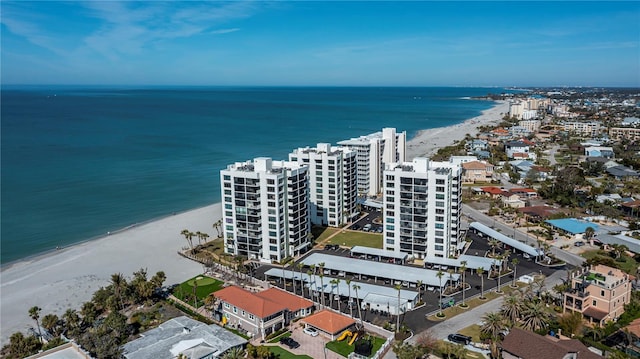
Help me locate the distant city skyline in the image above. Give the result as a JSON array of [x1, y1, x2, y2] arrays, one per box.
[[2, 1, 638, 87]]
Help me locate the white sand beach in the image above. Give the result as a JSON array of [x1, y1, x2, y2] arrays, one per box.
[[0, 100, 508, 344], [0, 204, 220, 344], [406, 100, 509, 159]]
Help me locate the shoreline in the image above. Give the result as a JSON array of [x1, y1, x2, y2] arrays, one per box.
[[0, 100, 508, 344], [0, 203, 221, 344], [406, 100, 509, 159]]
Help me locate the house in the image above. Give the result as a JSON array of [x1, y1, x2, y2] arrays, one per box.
[[214, 286, 313, 339], [121, 316, 247, 359], [300, 309, 356, 341], [584, 146, 615, 159], [501, 327, 602, 359], [563, 265, 633, 327], [607, 165, 640, 180], [509, 188, 538, 200], [501, 193, 526, 208], [621, 200, 640, 217], [546, 218, 599, 239], [529, 165, 552, 181], [518, 205, 563, 223], [466, 139, 489, 152], [461, 160, 494, 183], [505, 141, 535, 160], [480, 186, 505, 199]]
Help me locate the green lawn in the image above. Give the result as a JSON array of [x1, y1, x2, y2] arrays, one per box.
[[325, 335, 386, 358], [458, 324, 482, 342], [172, 275, 224, 302], [313, 226, 339, 242], [326, 231, 383, 249], [268, 346, 313, 359], [581, 249, 638, 274]]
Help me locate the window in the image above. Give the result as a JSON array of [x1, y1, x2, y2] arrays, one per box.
[[248, 313, 255, 320], [436, 179, 445, 185], [435, 223, 444, 229], [436, 194, 445, 200], [242, 310, 245, 316], [601, 290, 605, 296], [592, 300, 597, 306], [435, 245, 443, 251], [436, 201, 444, 207], [233, 306, 237, 313], [224, 175, 231, 181], [225, 303, 230, 309]]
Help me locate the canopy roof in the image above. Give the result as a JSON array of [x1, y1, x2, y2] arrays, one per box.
[[469, 222, 542, 257]]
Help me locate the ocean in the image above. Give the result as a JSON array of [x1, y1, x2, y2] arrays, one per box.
[[1, 86, 512, 264]]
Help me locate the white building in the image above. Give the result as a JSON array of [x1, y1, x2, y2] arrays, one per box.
[[382, 158, 462, 259], [338, 127, 407, 197], [563, 121, 602, 137], [289, 143, 358, 227], [220, 157, 310, 262], [518, 119, 541, 133]]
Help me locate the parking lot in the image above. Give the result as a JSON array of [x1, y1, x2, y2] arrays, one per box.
[[253, 229, 568, 334]]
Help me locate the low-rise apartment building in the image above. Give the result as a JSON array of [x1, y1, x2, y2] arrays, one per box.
[[461, 160, 494, 183], [563, 265, 633, 327], [215, 286, 313, 339], [609, 127, 640, 142]]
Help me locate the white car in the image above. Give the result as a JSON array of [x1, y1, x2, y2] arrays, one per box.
[[303, 327, 319, 337]]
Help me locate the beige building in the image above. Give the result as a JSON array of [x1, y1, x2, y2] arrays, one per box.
[[518, 120, 541, 133], [461, 160, 494, 183], [609, 127, 640, 142], [563, 121, 602, 137], [563, 265, 633, 327]]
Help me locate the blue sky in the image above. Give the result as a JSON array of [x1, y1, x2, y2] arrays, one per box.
[[2, 1, 639, 87]]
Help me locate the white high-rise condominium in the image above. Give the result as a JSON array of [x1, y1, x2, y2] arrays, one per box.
[[289, 143, 358, 227], [382, 158, 462, 259], [220, 157, 310, 262], [337, 127, 406, 197]]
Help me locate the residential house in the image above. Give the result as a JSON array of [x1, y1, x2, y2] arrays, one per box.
[[584, 146, 614, 159], [121, 316, 247, 359], [215, 285, 313, 339], [517, 205, 562, 223], [501, 327, 603, 359], [607, 165, 640, 180], [505, 140, 536, 160], [461, 160, 494, 183], [466, 139, 489, 153], [501, 193, 526, 208], [509, 188, 538, 200], [563, 265, 633, 327], [480, 186, 505, 199]]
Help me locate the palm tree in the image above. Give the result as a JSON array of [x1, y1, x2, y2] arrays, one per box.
[[416, 280, 424, 304], [331, 279, 341, 311], [28, 306, 43, 343], [222, 346, 245, 359], [201, 232, 210, 244], [511, 258, 520, 288], [501, 294, 522, 326], [495, 256, 503, 294], [460, 261, 468, 307], [447, 269, 455, 293], [111, 272, 127, 310], [181, 229, 194, 253], [42, 313, 60, 336], [480, 311, 506, 359], [346, 279, 353, 317], [521, 301, 550, 331], [296, 263, 305, 295], [213, 219, 222, 238], [477, 267, 486, 299], [488, 238, 501, 257], [306, 270, 314, 300], [62, 309, 80, 337], [395, 284, 403, 332], [319, 273, 325, 309], [192, 279, 199, 310], [204, 293, 217, 312], [436, 270, 445, 316], [584, 226, 595, 242], [353, 283, 363, 327], [195, 231, 203, 246]]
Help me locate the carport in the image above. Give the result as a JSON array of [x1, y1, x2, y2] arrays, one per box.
[[424, 254, 502, 271], [350, 246, 408, 264], [300, 253, 460, 288], [469, 222, 542, 258], [301, 309, 356, 340]]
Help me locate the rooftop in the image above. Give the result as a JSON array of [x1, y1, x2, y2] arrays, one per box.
[[215, 286, 287, 318], [302, 310, 355, 335], [501, 327, 602, 359], [545, 218, 599, 234]]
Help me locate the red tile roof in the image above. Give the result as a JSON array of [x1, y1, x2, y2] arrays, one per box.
[[501, 328, 602, 359], [510, 188, 537, 194], [302, 310, 355, 335], [462, 161, 489, 170], [254, 288, 313, 312], [481, 186, 504, 195], [215, 286, 287, 318]]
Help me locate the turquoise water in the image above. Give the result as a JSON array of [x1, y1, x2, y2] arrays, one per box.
[[1, 86, 511, 264]]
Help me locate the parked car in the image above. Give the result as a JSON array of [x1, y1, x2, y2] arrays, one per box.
[[447, 333, 472, 345], [352, 224, 360, 230], [303, 327, 319, 337], [363, 224, 372, 231], [280, 337, 300, 349], [574, 241, 585, 247], [523, 253, 531, 259]]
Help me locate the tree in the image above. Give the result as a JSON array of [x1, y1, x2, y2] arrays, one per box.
[[213, 219, 222, 238], [521, 301, 550, 331], [584, 226, 596, 242], [436, 270, 445, 316], [110, 272, 127, 310], [459, 261, 468, 307], [81, 301, 98, 327], [6, 332, 40, 358], [42, 313, 60, 336], [495, 256, 504, 293], [28, 306, 43, 343], [222, 346, 245, 359], [416, 280, 424, 304], [511, 258, 520, 288], [296, 262, 305, 295], [204, 293, 217, 312], [306, 270, 314, 301], [150, 271, 167, 290], [489, 239, 501, 257], [346, 279, 353, 318], [331, 278, 341, 311], [62, 308, 81, 337], [395, 284, 403, 332], [558, 311, 583, 337], [319, 272, 325, 309], [481, 311, 506, 359], [181, 229, 195, 253], [477, 267, 486, 299], [501, 295, 522, 326], [353, 284, 363, 328]]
